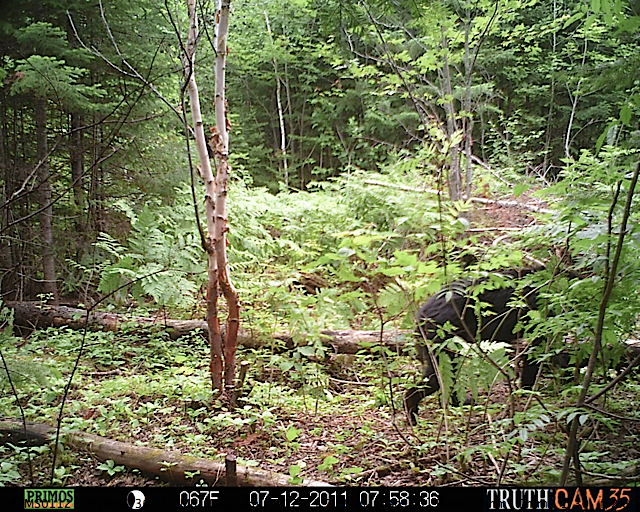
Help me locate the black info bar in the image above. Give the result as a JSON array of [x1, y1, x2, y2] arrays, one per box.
[[6, 486, 637, 511]]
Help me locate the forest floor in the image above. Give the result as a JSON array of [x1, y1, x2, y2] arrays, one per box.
[[11, 372, 640, 488], [4, 200, 640, 488]]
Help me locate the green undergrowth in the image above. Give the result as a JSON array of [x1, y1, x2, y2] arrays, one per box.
[[0, 323, 415, 485], [3, 158, 640, 486], [2, 321, 639, 487]]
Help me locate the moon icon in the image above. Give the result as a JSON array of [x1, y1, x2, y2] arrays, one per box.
[[127, 490, 146, 509]]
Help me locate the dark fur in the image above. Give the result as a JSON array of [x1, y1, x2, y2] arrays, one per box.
[[406, 269, 542, 424]]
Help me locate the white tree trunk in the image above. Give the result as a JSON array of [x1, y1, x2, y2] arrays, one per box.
[[183, 0, 228, 394], [264, 10, 288, 186], [212, 0, 240, 398]]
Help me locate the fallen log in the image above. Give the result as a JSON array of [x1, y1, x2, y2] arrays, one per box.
[[7, 301, 211, 341], [6, 301, 639, 360], [5, 301, 410, 354], [0, 419, 330, 487], [363, 179, 554, 214]]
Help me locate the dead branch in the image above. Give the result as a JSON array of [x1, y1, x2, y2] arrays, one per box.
[[363, 179, 553, 214]]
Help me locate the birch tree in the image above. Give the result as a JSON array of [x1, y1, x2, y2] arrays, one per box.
[[183, 0, 239, 399], [264, 10, 289, 187]]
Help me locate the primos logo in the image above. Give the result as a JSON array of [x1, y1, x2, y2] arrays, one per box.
[[24, 489, 75, 509]]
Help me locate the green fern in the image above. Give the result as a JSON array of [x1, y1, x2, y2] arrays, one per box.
[[95, 194, 205, 308], [0, 358, 58, 390]]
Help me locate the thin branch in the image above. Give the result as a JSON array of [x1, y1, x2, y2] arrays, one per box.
[[560, 159, 640, 485], [67, 7, 187, 127], [584, 352, 640, 405]]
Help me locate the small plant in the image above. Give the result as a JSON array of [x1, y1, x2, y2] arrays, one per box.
[[317, 455, 339, 473], [0, 460, 21, 485], [284, 425, 302, 454], [288, 464, 303, 485], [96, 459, 126, 477], [52, 466, 74, 485]]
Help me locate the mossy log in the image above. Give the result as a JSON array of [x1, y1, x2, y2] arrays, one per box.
[[6, 301, 639, 359], [5, 301, 410, 354], [0, 419, 330, 487]]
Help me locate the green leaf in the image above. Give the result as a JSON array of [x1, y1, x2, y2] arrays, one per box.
[[392, 250, 418, 267], [519, 429, 529, 442], [341, 466, 364, 475], [318, 455, 339, 471], [285, 426, 302, 442], [297, 346, 316, 357], [289, 464, 302, 477], [352, 235, 373, 246], [379, 267, 407, 277], [336, 247, 356, 258], [563, 11, 585, 29], [619, 105, 632, 126]]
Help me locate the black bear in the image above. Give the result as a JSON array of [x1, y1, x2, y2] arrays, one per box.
[[405, 269, 544, 424]]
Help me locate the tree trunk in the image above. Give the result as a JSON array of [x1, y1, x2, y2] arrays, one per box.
[[89, 112, 104, 234], [183, 0, 239, 399], [67, 15, 88, 250], [542, 0, 558, 175], [564, 37, 588, 160], [34, 96, 59, 304], [183, 0, 221, 393], [463, 15, 474, 200], [69, 111, 87, 253], [213, 0, 240, 401], [0, 92, 15, 298], [440, 30, 461, 201], [10, 299, 640, 359], [0, 419, 330, 487], [264, 10, 288, 187]]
